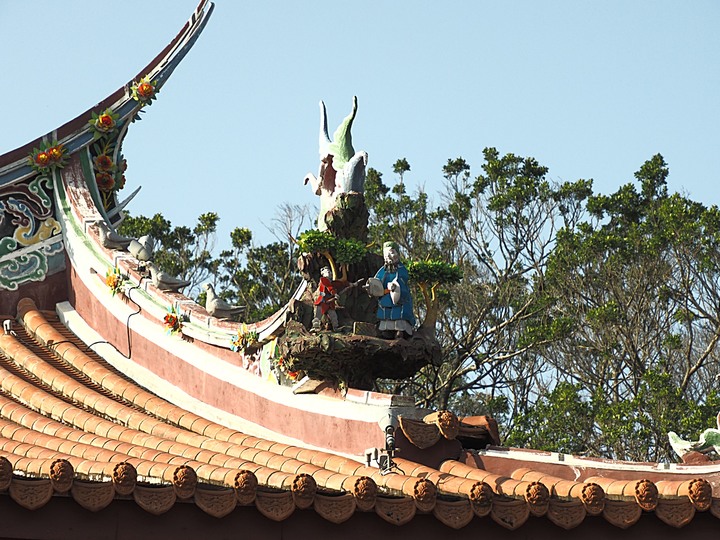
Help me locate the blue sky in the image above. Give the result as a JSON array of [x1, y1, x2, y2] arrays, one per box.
[[2, 1, 718, 247]]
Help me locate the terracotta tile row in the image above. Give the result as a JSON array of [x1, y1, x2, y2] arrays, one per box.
[[6, 301, 720, 529], [12, 302, 444, 503], [3, 308, 394, 507], [0, 334, 311, 491], [6, 305, 469, 521], [438, 456, 549, 507]]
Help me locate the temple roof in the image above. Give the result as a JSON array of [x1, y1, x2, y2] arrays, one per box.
[[2, 1, 720, 536], [0, 301, 718, 532]]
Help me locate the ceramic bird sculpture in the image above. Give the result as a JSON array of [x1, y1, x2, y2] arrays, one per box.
[[128, 235, 155, 262], [96, 220, 133, 250], [147, 262, 191, 292], [668, 420, 720, 458], [204, 283, 246, 319]]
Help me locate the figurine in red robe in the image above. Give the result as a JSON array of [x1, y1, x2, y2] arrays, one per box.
[[313, 266, 340, 331]]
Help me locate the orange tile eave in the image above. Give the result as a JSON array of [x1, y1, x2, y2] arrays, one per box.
[[5, 301, 720, 530], [7, 303, 431, 497], [0, 304, 392, 522]]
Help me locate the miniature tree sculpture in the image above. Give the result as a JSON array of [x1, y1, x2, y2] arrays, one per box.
[[407, 260, 463, 337]]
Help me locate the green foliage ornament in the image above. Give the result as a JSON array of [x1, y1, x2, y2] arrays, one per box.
[[297, 230, 340, 278], [406, 260, 462, 334]]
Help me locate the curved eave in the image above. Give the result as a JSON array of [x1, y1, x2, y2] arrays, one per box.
[[1, 306, 720, 531], [0, 0, 214, 187]]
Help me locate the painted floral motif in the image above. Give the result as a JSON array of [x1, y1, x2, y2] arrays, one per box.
[[86, 112, 128, 204], [28, 142, 68, 172], [131, 75, 158, 105], [164, 305, 184, 335]]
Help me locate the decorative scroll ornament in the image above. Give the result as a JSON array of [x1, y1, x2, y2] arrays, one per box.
[[71, 480, 115, 512], [398, 416, 441, 449], [603, 500, 642, 529], [375, 496, 416, 526], [194, 486, 237, 518], [547, 500, 587, 530], [491, 498, 530, 531], [314, 493, 356, 524], [255, 490, 295, 522], [655, 499, 695, 529], [433, 499, 474, 529], [134, 485, 176, 515]]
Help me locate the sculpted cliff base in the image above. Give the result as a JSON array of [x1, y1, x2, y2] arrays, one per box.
[[278, 320, 442, 390]]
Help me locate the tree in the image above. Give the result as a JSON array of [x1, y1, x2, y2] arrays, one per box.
[[531, 154, 720, 461], [212, 203, 310, 320], [393, 158, 410, 184], [367, 150, 591, 413], [119, 211, 218, 296]]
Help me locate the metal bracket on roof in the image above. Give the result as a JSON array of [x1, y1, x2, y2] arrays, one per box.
[[3, 320, 15, 335]]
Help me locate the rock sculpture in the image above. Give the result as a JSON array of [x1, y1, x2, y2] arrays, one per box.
[[304, 96, 368, 231]]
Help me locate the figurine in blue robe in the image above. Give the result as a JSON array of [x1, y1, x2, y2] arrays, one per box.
[[369, 241, 416, 339]]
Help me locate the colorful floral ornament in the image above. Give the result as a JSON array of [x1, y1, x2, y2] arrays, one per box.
[[131, 75, 158, 106], [96, 172, 116, 192], [28, 142, 68, 172], [231, 323, 259, 352], [164, 305, 184, 336], [89, 108, 119, 139], [93, 154, 115, 172], [105, 266, 125, 296], [275, 356, 299, 381]]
